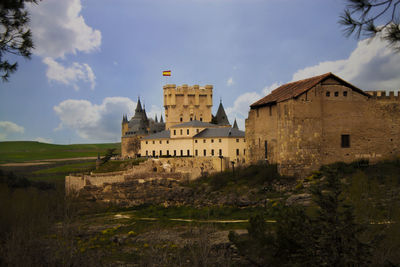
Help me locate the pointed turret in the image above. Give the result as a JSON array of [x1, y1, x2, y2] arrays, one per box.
[[155, 114, 158, 123], [160, 114, 164, 123], [214, 101, 230, 126], [233, 119, 238, 129], [135, 97, 143, 113]]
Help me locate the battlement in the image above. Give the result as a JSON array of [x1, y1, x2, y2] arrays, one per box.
[[163, 84, 213, 92], [365, 90, 400, 100]]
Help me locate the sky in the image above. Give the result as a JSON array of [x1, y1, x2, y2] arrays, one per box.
[[1, 0, 399, 144]]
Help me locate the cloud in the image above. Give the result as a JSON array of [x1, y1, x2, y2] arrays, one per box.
[[262, 82, 282, 95], [227, 77, 234, 86], [43, 58, 96, 90], [29, 0, 101, 59], [28, 0, 101, 90], [0, 121, 25, 140], [34, 137, 53, 144], [225, 92, 262, 130], [54, 97, 136, 141], [292, 34, 400, 91]]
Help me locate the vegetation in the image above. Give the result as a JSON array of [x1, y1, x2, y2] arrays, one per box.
[[0, 141, 120, 163], [92, 158, 146, 173], [340, 0, 400, 51], [0, 0, 39, 81]]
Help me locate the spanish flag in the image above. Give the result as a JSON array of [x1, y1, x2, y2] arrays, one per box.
[[162, 70, 171, 76]]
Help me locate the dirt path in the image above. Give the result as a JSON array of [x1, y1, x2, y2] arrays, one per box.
[[0, 157, 97, 167]]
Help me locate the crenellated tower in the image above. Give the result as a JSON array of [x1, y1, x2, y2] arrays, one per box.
[[163, 84, 213, 129]]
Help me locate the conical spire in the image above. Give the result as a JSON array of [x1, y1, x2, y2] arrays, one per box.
[[160, 114, 164, 123], [233, 118, 238, 129], [215, 101, 230, 126], [135, 97, 143, 113], [155, 114, 158, 123]]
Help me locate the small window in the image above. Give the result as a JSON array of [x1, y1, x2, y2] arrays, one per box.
[[146, 151, 148, 156], [195, 140, 198, 143], [236, 149, 239, 156], [219, 139, 222, 143], [146, 141, 148, 144], [343, 91, 347, 97], [152, 141, 155, 144], [334, 91, 339, 97], [180, 129, 183, 135], [243, 149, 246, 155], [174, 150, 176, 156], [152, 150, 155, 157], [160, 150, 162, 156], [341, 135, 350, 148], [190, 117, 193, 121], [180, 117, 183, 122], [173, 130, 176, 135], [219, 149, 222, 156], [203, 139, 206, 143], [203, 149, 206, 156], [180, 150, 183, 156], [196, 129, 199, 133], [200, 118, 203, 121], [211, 149, 214, 156], [236, 139, 239, 143], [326, 91, 330, 97], [167, 140, 169, 144], [159, 140, 162, 144], [167, 150, 170, 156], [195, 150, 198, 156], [187, 129, 189, 135], [187, 150, 190, 156], [211, 139, 214, 143]]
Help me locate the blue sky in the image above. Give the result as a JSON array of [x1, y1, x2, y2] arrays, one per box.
[[1, 0, 399, 144]]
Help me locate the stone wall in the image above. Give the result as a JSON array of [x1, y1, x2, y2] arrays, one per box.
[[246, 80, 400, 176]]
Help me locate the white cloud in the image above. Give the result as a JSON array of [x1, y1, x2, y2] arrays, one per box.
[[0, 121, 25, 140], [146, 105, 164, 121], [225, 92, 261, 130], [29, 0, 101, 59], [34, 137, 53, 144], [54, 97, 136, 141], [227, 77, 234, 86], [292, 34, 400, 90], [43, 57, 96, 90], [262, 82, 282, 95], [29, 0, 101, 90]]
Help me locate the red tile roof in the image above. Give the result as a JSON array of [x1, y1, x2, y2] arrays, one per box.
[[250, 73, 368, 108]]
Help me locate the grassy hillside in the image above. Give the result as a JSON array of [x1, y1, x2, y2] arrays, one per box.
[[0, 141, 120, 163]]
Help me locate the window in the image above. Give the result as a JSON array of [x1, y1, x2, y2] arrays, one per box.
[[195, 150, 198, 156], [219, 139, 222, 143], [153, 141, 155, 144], [200, 117, 203, 121], [159, 140, 162, 144], [180, 150, 183, 156], [326, 91, 330, 97], [160, 150, 162, 156], [236, 149, 239, 156], [146, 151, 148, 156], [256, 109, 259, 117], [195, 140, 198, 143], [334, 91, 339, 97], [152, 150, 155, 157], [174, 150, 176, 156], [146, 141, 148, 144], [167, 140, 169, 144], [187, 150, 190, 156], [203, 139, 206, 143], [196, 129, 199, 133], [167, 150, 170, 156], [219, 149, 222, 156], [187, 129, 189, 135], [190, 117, 193, 121], [343, 91, 348, 97], [211, 149, 214, 156], [236, 139, 239, 143], [203, 149, 206, 156], [180, 129, 183, 135], [211, 139, 214, 143], [173, 130, 176, 135], [180, 117, 183, 122], [341, 135, 350, 148], [243, 149, 246, 155]]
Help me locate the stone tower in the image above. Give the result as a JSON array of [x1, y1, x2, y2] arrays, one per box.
[[163, 84, 213, 129]]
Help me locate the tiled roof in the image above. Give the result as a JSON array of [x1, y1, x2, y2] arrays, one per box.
[[171, 120, 217, 128], [250, 73, 369, 108], [193, 127, 244, 138], [143, 130, 170, 139]]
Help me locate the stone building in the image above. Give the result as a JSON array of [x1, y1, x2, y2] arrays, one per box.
[[245, 72, 400, 176], [140, 120, 246, 164], [121, 98, 165, 157]]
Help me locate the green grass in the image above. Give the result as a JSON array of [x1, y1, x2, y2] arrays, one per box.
[[33, 161, 96, 175], [0, 141, 120, 163]]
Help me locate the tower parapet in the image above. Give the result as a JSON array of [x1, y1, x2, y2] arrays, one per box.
[[365, 90, 400, 100], [163, 84, 213, 129]]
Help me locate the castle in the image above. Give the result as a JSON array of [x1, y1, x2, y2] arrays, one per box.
[[245, 72, 400, 176], [121, 73, 399, 176], [122, 84, 246, 164]]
